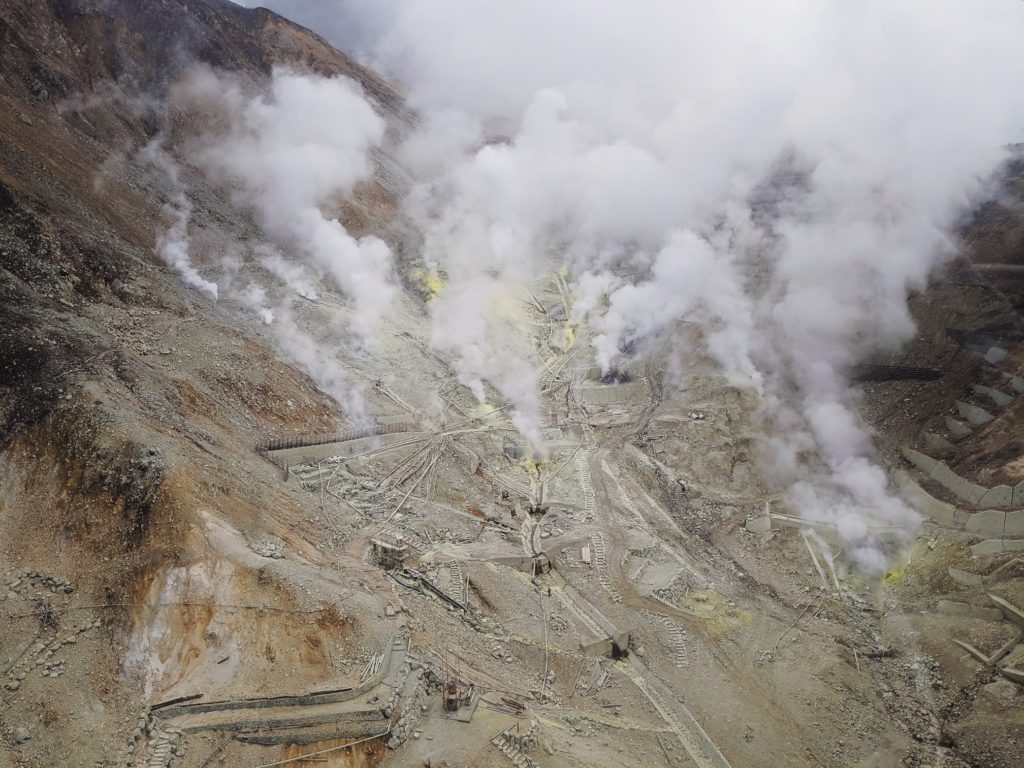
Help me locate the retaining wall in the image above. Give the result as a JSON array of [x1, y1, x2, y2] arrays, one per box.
[[901, 448, 1024, 510], [894, 470, 1024, 537], [971, 539, 1024, 556]]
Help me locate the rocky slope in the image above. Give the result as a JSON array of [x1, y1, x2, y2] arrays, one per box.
[[0, 2, 405, 766], [1, 3, 1024, 768]]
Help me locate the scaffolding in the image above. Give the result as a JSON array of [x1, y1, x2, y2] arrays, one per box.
[[369, 532, 409, 569], [441, 649, 475, 714]]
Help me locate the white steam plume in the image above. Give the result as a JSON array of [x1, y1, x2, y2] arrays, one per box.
[[216, 249, 275, 324], [319, 0, 1024, 570], [176, 66, 395, 341], [138, 140, 219, 300], [137, 67, 395, 421], [256, 244, 319, 301], [274, 303, 369, 425]]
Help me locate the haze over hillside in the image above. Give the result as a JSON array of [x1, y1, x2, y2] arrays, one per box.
[[2, 2, 1024, 767]]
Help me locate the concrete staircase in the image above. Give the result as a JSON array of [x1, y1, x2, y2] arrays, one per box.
[[643, 610, 689, 667], [589, 532, 621, 603], [659, 615, 690, 667], [575, 449, 596, 514], [491, 725, 541, 768], [445, 559, 467, 604]]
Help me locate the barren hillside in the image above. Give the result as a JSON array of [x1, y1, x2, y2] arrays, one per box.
[[1, 2, 1023, 768]]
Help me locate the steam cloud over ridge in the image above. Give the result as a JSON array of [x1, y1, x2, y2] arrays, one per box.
[[212, 0, 1024, 570], [178, 67, 395, 341], [143, 67, 393, 421]]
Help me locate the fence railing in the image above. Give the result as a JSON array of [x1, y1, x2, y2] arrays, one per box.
[[256, 422, 419, 454]]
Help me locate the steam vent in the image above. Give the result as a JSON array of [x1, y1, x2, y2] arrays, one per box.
[[2, 1, 1024, 766]]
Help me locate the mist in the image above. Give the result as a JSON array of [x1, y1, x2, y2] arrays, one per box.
[[138, 139, 219, 301], [175, 67, 395, 341], [217, 0, 1024, 570], [373, 0, 1024, 570], [134, 66, 393, 421]]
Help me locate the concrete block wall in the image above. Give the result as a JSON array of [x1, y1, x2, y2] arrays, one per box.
[[895, 470, 1024, 538], [385, 665, 427, 749], [971, 384, 1014, 407], [892, 352, 1024, 556], [901, 448, 1023, 510], [978, 485, 1014, 509], [1002, 667, 1024, 684], [966, 510, 1010, 536], [902, 448, 938, 474], [929, 462, 987, 505], [990, 594, 1024, 628], [948, 568, 984, 587], [936, 600, 1005, 621], [893, 470, 961, 528], [945, 416, 973, 438], [965, 510, 1024, 538], [971, 539, 1024, 556], [923, 432, 956, 457], [955, 400, 994, 425]]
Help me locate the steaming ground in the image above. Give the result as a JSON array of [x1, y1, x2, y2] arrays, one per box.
[[196, 1, 1024, 568], [3, 2, 1024, 767]]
